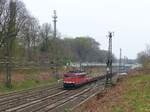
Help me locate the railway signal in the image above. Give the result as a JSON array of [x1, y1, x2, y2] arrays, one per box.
[[106, 32, 114, 86]]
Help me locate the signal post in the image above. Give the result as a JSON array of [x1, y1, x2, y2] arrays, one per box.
[[106, 32, 114, 86]]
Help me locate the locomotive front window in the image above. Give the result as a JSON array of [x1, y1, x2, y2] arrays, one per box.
[[68, 70, 85, 73], [64, 75, 70, 78], [64, 75, 85, 78], [64, 75, 77, 78]]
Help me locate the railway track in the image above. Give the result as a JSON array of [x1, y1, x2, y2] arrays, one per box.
[[4, 83, 95, 112], [0, 82, 62, 111], [0, 82, 61, 99], [0, 76, 107, 112], [49, 79, 106, 112]]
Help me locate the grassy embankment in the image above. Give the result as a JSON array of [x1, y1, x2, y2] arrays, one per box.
[[0, 68, 59, 94], [74, 72, 150, 112], [113, 74, 150, 112]]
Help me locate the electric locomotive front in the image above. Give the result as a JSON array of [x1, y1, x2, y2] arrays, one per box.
[[63, 70, 87, 89]]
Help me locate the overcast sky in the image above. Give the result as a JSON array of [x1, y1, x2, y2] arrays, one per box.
[[21, 0, 150, 59]]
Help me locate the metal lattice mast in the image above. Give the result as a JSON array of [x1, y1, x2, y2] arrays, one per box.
[[53, 10, 57, 39], [106, 32, 114, 85], [52, 10, 58, 78]]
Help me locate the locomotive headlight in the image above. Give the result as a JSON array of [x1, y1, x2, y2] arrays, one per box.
[[64, 81, 75, 84]]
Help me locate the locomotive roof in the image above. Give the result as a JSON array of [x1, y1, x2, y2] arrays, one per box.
[[64, 70, 86, 76]]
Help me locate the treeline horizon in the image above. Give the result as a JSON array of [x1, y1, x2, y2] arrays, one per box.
[[0, 0, 116, 68]]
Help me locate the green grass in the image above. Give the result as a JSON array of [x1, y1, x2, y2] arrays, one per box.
[[13, 68, 52, 75], [0, 67, 61, 94], [112, 74, 150, 112], [124, 75, 150, 112], [0, 77, 57, 94]]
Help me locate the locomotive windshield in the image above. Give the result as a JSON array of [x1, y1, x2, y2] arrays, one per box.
[[64, 75, 84, 78], [64, 70, 86, 78], [68, 70, 85, 73]]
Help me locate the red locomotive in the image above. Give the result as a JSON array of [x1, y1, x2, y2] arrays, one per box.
[[63, 70, 107, 89], [63, 70, 95, 89]]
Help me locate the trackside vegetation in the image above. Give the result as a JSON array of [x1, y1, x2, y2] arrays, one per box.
[[73, 73, 150, 112], [112, 74, 150, 112], [0, 68, 58, 94]]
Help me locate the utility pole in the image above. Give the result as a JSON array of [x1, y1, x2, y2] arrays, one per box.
[[119, 48, 122, 74], [5, 0, 16, 87], [106, 32, 114, 85], [123, 56, 127, 72]]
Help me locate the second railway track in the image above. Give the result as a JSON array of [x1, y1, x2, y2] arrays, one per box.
[[0, 82, 63, 111], [5, 82, 97, 112]]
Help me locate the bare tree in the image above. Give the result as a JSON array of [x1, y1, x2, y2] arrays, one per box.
[[0, 0, 33, 87], [39, 23, 52, 52], [18, 16, 40, 61], [137, 45, 150, 67]]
